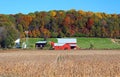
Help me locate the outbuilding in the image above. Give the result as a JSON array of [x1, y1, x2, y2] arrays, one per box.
[[15, 38, 21, 48], [35, 41, 47, 49]]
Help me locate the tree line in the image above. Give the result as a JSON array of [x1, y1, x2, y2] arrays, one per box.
[[0, 9, 120, 48]]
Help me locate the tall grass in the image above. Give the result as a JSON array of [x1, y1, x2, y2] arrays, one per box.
[[0, 54, 120, 77]]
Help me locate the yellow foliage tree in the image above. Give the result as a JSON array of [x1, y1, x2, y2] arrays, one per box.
[[50, 11, 56, 17], [78, 10, 86, 16], [95, 13, 103, 19]]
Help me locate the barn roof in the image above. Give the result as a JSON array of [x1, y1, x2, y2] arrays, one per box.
[[57, 38, 77, 43]]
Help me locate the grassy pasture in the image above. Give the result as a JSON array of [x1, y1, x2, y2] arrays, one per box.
[[23, 37, 120, 49], [77, 37, 120, 49]]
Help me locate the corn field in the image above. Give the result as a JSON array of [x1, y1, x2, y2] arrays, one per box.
[[0, 50, 120, 77]]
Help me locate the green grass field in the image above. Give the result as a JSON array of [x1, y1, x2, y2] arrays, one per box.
[[77, 38, 120, 49], [24, 37, 120, 49]]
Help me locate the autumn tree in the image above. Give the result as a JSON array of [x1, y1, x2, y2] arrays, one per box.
[[1, 9, 120, 39]]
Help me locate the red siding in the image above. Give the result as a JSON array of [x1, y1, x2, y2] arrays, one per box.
[[50, 41, 77, 50], [54, 44, 71, 50]]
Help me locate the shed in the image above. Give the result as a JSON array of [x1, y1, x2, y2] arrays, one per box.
[[35, 41, 47, 49]]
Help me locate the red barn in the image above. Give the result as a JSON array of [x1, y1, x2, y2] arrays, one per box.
[[51, 38, 77, 50]]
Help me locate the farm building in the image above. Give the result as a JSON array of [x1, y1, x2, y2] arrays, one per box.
[[15, 38, 21, 48], [35, 41, 47, 49], [51, 38, 77, 50]]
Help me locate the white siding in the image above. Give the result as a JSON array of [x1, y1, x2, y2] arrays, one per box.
[[69, 44, 77, 46]]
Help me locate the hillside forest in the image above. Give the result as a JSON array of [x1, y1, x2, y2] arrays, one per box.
[[0, 9, 120, 48]]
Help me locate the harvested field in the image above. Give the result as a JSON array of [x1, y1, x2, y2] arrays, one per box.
[[0, 50, 120, 77]]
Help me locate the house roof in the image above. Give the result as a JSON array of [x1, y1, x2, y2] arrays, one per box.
[[15, 39, 20, 43]]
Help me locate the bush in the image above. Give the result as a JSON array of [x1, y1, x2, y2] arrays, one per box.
[[43, 42, 53, 50], [89, 43, 94, 49]]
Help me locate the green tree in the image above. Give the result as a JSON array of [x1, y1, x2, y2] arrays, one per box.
[[0, 26, 19, 48]]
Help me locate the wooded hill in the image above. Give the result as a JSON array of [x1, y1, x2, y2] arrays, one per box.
[[0, 9, 120, 48]]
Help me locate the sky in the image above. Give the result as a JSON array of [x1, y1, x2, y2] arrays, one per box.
[[0, 0, 120, 14]]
